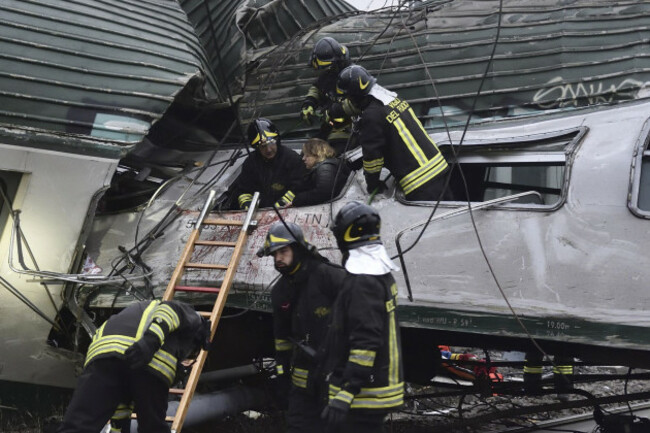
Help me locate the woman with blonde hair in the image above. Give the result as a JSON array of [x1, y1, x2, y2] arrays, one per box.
[[276, 138, 350, 207]]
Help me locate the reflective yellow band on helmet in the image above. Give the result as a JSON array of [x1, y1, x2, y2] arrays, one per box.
[[349, 349, 376, 367], [314, 58, 332, 67]]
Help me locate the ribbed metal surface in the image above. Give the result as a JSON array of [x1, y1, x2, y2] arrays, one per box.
[[179, 0, 357, 104], [240, 0, 650, 136], [0, 0, 215, 150]]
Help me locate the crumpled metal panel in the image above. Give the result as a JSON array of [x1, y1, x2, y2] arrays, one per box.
[[240, 0, 650, 136], [179, 0, 356, 104], [0, 0, 215, 151]]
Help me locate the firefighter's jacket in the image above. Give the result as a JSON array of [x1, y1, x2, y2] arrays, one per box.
[[272, 257, 346, 392], [290, 158, 351, 207], [235, 144, 305, 209], [358, 96, 448, 196], [304, 68, 352, 144], [323, 272, 404, 412], [84, 300, 203, 386]]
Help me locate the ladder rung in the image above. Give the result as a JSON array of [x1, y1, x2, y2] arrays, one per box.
[[169, 388, 185, 395], [194, 240, 237, 247], [202, 218, 243, 226], [198, 311, 212, 318], [175, 285, 221, 294], [185, 263, 228, 270], [165, 416, 174, 422]]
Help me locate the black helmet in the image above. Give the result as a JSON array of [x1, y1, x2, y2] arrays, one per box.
[[257, 222, 311, 257], [247, 118, 280, 148], [336, 65, 376, 99], [310, 37, 350, 71], [331, 201, 381, 252]]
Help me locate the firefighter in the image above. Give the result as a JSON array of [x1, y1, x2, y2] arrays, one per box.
[[57, 300, 211, 433], [301, 37, 357, 155], [333, 65, 451, 202], [257, 221, 346, 433], [233, 118, 305, 210], [321, 201, 404, 432]]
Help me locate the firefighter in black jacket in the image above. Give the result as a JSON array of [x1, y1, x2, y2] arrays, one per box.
[[57, 300, 211, 433], [234, 118, 305, 210], [321, 201, 404, 432], [257, 221, 346, 433], [301, 37, 356, 155], [334, 65, 451, 202]]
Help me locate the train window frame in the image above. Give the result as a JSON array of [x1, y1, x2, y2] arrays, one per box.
[[396, 127, 587, 210], [628, 118, 650, 218]]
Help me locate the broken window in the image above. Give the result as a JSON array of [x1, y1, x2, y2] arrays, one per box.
[[400, 127, 585, 208]]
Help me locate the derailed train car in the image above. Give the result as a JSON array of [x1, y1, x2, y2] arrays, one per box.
[[0, 0, 650, 393]]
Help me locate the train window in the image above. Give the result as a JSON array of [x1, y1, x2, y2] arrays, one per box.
[[399, 127, 585, 209], [0, 171, 23, 242], [629, 123, 650, 218]]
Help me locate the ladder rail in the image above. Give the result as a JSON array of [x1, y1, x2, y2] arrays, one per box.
[[168, 192, 260, 433]]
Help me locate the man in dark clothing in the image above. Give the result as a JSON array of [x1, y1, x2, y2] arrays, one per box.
[[57, 300, 211, 433], [301, 37, 356, 156], [234, 118, 305, 210], [333, 65, 451, 201], [321, 201, 404, 433], [257, 221, 346, 433]]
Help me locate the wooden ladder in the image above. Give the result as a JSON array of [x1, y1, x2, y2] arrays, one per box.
[[161, 190, 259, 433]]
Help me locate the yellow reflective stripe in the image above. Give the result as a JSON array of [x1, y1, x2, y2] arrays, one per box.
[[112, 403, 132, 420], [85, 336, 135, 365], [153, 304, 180, 331], [553, 366, 574, 375], [251, 134, 261, 145], [282, 191, 295, 202], [349, 349, 376, 367], [306, 85, 320, 100], [315, 58, 332, 67], [410, 107, 443, 151], [291, 368, 309, 388], [333, 390, 354, 404], [238, 193, 252, 206], [363, 158, 384, 174], [147, 349, 177, 384], [524, 366, 543, 374], [149, 323, 165, 344], [328, 383, 404, 409], [394, 118, 427, 166], [390, 283, 398, 297], [385, 299, 395, 312], [276, 365, 285, 375], [136, 301, 160, 339], [399, 154, 448, 195], [275, 339, 293, 352], [388, 302, 399, 385]]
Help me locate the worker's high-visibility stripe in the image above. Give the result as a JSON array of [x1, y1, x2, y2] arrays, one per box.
[[553, 365, 574, 375], [135, 301, 159, 339], [291, 367, 308, 389], [399, 154, 448, 195], [275, 339, 293, 352], [387, 288, 399, 385], [349, 349, 376, 367], [85, 335, 135, 366], [394, 117, 427, 166], [328, 382, 404, 409], [153, 304, 180, 331], [363, 157, 384, 174], [524, 365, 543, 374]]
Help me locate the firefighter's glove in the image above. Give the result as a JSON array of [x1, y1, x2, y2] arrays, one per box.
[[325, 104, 347, 128], [321, 391, 352, 428], [125, 331, 161, 370], [301, 103, 316, 125]]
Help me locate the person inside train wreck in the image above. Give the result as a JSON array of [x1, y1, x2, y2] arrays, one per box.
[[331, 65, 452, 202], [56, 300, 211, 433], [320, 201, 404, 432], [257, 221, 346, 433], [232, 117, 305, 210]]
